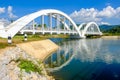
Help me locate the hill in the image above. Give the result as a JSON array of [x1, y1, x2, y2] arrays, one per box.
[[104, 25, 120, 33], [99, 25, 116, 31], [99, 25, 120, 35]]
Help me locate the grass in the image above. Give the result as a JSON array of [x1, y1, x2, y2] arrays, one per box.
[[16, 58, 42, 74], [0, 34, 69, 49], [103, 33, 120, 36], [0, 43, 9, 48]]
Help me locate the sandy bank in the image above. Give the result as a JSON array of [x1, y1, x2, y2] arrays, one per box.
[[101, 36, 120, 39], [17, 39, 59, 61]]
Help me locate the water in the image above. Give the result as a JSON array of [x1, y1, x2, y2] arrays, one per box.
[[44, 38, 120, 80]]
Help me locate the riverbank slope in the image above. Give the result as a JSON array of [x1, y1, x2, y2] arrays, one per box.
[[0, 39, 58, 80], [17, 39, 59, 61]]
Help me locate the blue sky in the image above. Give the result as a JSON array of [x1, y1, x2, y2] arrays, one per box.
[[0, 0, 120, 25]]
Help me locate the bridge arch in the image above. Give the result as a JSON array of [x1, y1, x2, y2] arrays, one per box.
[[78, 23, 86, 30], [1, 9, 82, 38], [81, 22, 102, 37]]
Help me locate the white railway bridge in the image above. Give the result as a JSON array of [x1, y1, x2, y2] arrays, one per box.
[[0, 9, 102, 38]]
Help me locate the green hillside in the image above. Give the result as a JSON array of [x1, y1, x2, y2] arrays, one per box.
[[103, 25, 120, 35]]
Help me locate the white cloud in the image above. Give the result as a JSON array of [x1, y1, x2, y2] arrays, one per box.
[[100, 22, 110, 25], [0, 18, 11, 26], [70, 6, 120, 24], [8, 6, 17, 19], [70, 8, 101, 23], [116, 7, 120, 18], [98, 6, 116, 18], [0, 7, 5, 14]]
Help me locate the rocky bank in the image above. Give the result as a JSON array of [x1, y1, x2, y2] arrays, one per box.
[[0, 47, 54, 80]]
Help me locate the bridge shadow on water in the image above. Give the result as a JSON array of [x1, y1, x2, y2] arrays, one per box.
[[44, 38, 120, 80]]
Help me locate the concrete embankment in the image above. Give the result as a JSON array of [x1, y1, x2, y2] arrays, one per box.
[[101, 36, 120, 39], [0, 39, 58, 80], [17, 39, 59, 61]]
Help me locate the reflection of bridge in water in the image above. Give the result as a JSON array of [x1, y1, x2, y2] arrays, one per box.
[[45, 39, 102, 72], [45, 41, 75, 72], [45, 39, 120, 72], [0, 9, 102, 38]]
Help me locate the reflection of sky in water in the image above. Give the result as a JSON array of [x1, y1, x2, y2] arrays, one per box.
[[44, 39, 120, 80], [73, 39, 120, 64]]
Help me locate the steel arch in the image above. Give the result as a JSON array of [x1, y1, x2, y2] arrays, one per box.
[[2, 9, 81, 38]]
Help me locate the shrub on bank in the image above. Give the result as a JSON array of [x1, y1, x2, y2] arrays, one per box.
[[16, 58, 42, 74]]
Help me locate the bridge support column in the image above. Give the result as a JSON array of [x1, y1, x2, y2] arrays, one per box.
[[49, 13, 52, 35], [68, 21, 71, 35], [32, 20, 35, 34], [63, 17, 66, 34], [57, 15, 60, 34], [41, 15, 44, 34]]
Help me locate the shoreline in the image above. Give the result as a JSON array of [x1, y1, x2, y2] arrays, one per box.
[[101, 36, 120, 39]]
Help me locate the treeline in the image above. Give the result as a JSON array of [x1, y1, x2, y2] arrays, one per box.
[[104, 25, 120, 34]]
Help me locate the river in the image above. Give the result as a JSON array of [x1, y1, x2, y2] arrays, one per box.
[[44, 38, 120, 80]]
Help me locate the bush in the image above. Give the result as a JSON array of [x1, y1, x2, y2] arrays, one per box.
[[17, 59, 42, 74]]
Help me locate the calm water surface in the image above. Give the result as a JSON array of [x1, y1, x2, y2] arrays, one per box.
[[45, 38, 120, 80]]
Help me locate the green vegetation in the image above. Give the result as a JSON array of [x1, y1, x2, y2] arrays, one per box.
[[16, 58, 42, 74], [0, 34, 69, 49], [103, 33, 120, 36], [0, 43, 9, 48], [103, 25, 120, 36]]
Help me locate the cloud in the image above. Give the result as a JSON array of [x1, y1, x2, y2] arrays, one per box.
[[116, 7, 120, 18], [8, 6, 17, 19], [0, 7, 5, 14], [100, 22, 110, 25], [70, 6, 120, 24], [98, 6, 116, 18], [0, 18, 10, 26], [70, 8, 101, 23]]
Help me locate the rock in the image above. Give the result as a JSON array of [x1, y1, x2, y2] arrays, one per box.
[[2, 75, 10, 80], [0, 47, 52, 80]]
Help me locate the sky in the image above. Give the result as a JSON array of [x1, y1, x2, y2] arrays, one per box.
[[0, 0, 120, 25]]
